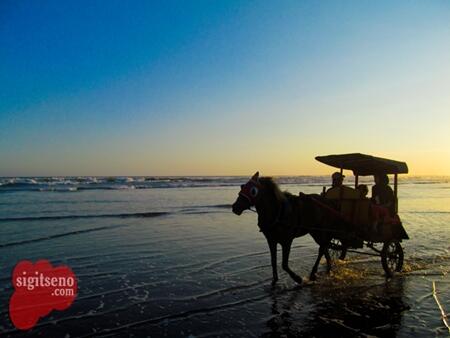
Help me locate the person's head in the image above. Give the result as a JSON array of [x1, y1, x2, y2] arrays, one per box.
[[331, 172, 345, 187], [357, 184, 368, 197], [374, 174, 389, 186]]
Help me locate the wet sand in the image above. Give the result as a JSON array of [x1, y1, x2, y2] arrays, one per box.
[[0, 178, 448, 337]]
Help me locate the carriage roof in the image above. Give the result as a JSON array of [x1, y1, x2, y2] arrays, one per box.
[[315, 153, 408, 176]]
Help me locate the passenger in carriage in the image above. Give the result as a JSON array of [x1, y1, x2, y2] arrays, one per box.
[[370, 174, 397, 234], [357, 184, 369, 198], [371, 174, 395, 215]]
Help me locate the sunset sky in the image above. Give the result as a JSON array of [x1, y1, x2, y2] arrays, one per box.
[[1, 1, 449, 176]]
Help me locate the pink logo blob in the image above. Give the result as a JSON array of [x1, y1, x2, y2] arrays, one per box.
[[9, 260, 77, 330]]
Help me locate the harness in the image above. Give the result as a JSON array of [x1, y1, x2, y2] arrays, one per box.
[[258, 197, 292, 232]]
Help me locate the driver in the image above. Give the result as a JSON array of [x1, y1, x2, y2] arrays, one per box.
[[325, 172, 359, 199]]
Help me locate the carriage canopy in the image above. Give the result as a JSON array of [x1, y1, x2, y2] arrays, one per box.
[[315, 153, 408, 176]]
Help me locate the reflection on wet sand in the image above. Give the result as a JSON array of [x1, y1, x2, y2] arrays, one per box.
[[264, 276, 409, 337]]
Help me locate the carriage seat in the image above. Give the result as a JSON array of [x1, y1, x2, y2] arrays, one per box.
[[324, 186, 371, 225], [324, 185, 360, 200]]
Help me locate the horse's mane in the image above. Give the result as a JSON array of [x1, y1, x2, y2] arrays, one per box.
[[259, 177, 292, 202]]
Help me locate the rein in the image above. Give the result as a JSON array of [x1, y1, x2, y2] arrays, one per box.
[[297, 193, 353, 234], [307, 194, 351, 223]]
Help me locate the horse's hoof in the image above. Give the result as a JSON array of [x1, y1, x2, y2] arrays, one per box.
[[309, 274, 317, 281], [293, 275, 303, 285], [271, 278, 279, 286]]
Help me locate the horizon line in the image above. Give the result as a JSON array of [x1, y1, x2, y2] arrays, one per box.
[[1, 173, 449, 178]]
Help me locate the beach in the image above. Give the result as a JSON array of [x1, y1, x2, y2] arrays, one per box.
[[0, 176, 449, 337]]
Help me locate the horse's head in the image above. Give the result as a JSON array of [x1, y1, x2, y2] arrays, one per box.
[[232, 172, 261, 215]]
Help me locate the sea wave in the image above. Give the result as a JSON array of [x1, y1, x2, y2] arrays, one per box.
[[0, 211, 170, 222], [0, 204, 233, 222], [0, 176, 449, 192], [0, 224, 127, 248]]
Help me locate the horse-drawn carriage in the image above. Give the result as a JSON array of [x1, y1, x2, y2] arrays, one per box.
[[232, 153, 409, 284], [315, 153, 409, 277]]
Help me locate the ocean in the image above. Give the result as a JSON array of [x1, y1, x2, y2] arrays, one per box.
[[0, 176, 449, 337]]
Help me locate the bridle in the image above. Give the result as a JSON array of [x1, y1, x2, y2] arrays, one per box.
[[238, 178, 261, 207], [237, 175, 292, 229]]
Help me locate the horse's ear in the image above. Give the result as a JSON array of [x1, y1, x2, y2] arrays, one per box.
[[252, 171, 259, 181]]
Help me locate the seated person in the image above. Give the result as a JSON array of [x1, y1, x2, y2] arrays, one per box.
[[325, 172, 360, 223], [371, 174, 395, 215], [325, 172, 359, 199], [370, 174, 399, 232], [357, 184, 369, 198]]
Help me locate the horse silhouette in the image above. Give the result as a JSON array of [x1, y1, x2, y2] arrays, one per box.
[[232, 172, 352, 284]]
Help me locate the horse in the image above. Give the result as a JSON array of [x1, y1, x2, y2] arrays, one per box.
[[231, 172, 351, 284]]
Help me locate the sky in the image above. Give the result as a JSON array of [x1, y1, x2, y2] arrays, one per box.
[[1, 0, 449, 176]]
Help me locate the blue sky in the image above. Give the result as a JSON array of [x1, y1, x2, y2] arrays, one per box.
[[1, 1, 449, 176]]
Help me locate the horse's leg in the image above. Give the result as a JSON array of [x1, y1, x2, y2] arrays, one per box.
[[339, 246, 348, 260], [324, 246, 332, 274], [266, 237, 278, 285], [282, 240, 302, 284], [310, 245, 325, 281]]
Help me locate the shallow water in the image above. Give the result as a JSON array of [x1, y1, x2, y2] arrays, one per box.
[[0, 177, 448, 337]]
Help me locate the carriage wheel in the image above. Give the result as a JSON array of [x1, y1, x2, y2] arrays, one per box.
[[381, 241, 404, 277], [329, 239, 346, 263]]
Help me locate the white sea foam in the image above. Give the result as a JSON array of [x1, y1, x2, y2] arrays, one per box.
[[1, 176, 449, 192]]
